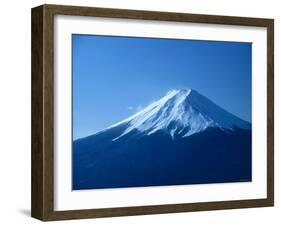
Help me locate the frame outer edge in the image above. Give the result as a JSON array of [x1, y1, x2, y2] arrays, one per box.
[[31, 5, 45, 220], [267, 19, 274, 205], [43, 4, 272, 26], [31, 4, 274, 221], [31, 5, 55, 221]]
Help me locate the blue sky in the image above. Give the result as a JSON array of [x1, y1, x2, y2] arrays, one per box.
[[73, 34, 252, 139]]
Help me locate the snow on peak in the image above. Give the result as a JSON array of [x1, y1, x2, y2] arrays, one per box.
[[108, 89, 251, 141]]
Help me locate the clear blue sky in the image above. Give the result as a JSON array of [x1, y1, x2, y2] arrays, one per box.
[[73, 34, 252, 139]]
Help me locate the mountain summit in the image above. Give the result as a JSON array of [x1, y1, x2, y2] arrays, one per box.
[[73, 89, 252, 190], [101, 89, 250, 141]]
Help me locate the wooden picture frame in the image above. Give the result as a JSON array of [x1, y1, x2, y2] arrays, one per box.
[[31, 4, 274, 221]]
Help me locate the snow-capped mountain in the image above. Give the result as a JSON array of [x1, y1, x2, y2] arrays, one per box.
[[100, 89, 250, 141], [73, 89, 252, 190]]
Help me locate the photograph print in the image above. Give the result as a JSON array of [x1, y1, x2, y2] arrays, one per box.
[[72, 35, 252, 190]]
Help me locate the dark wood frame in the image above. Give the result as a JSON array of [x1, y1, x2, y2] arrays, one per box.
[[31, 4, 274, 221]]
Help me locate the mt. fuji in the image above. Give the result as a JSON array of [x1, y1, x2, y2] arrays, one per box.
[[104, 89, 250, 140], [73, 89, 252, 190]]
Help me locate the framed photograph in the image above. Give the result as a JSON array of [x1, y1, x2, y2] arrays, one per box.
[[31, 4, 274, 221]]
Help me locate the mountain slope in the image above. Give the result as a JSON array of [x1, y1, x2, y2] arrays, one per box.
[[99, 89, 250, 140], [73, 89, 252, 190]]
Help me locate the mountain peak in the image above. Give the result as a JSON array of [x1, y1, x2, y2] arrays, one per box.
[[103, 89, 251, 141], [165, 88, 203, 102], [166, 88, 191, 97]]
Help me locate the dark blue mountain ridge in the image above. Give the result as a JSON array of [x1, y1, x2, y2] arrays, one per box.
[[73, 89, 252, 190]]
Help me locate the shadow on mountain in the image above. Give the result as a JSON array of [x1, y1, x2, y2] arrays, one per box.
[[73, 127, 251, 190]]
